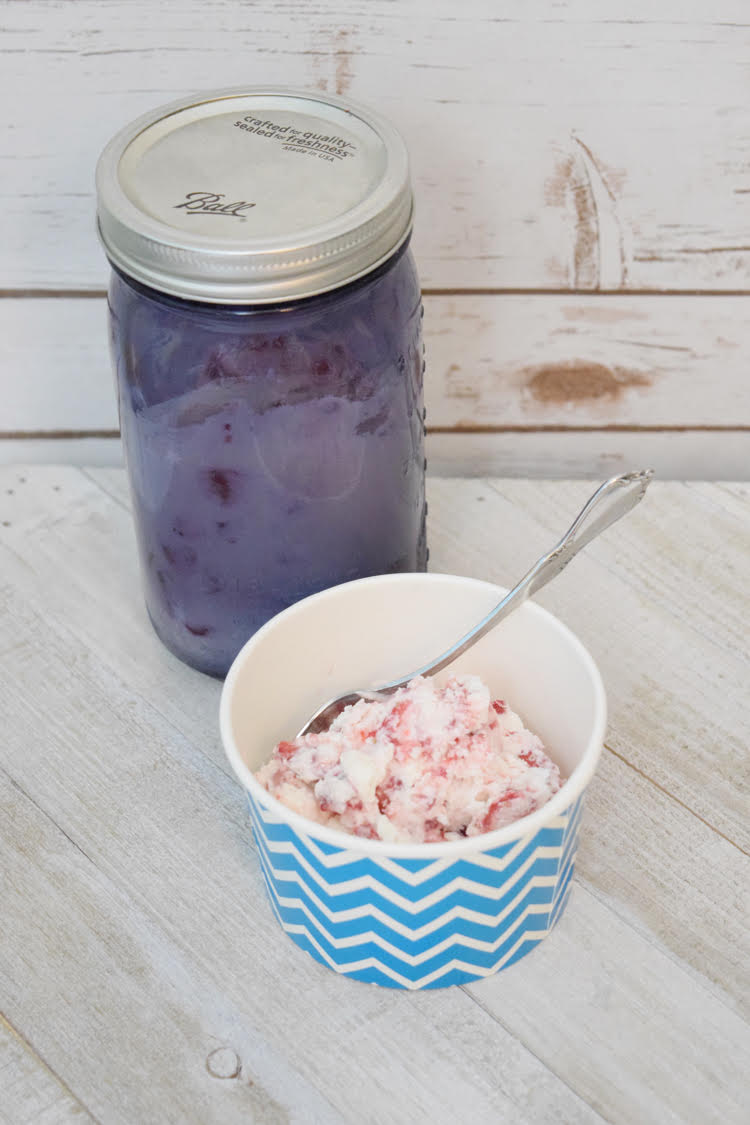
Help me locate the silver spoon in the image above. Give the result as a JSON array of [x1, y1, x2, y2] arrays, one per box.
[[297, 469, 653, 737]]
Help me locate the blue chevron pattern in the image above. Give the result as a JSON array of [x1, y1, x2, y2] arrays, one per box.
[[248, 793, 585, 989]]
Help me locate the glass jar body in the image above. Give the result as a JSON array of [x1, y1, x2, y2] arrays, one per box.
[[108, 244, 427, 677]]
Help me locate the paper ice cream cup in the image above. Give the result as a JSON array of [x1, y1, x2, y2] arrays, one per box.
[[220, 573, 606, 989]]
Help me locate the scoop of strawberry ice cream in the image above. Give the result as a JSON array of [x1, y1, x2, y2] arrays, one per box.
[[255, 674, 562, 843]]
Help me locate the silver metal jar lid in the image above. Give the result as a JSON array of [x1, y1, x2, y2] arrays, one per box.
[[95, 87, 414, 305]]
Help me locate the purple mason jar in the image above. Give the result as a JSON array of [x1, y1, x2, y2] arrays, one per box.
[[96, 89, 426, 677]]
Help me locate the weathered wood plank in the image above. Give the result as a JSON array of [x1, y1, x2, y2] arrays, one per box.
[[2, 466, 749, 1122], [424, 294, 750, 429], [3, 468, 748, 858], [0, 767, 347, 1125], [22, 464, 750, 1025], [425, 430, 750, 481], [5, 294, 750, 430], [2, 431, 749, 480], [0, 439, 122, 469], [2, 467, 748, 1122], [465, 882, 749, 1125], [0, 570, 608, 1124], [2, 293, 750, 478], [0, 300, 114, 432], [0, 1015, 94, 1124], [426, 477, 750, 852], [2, 1, 750, 290], [579, 750, 750, 1019]]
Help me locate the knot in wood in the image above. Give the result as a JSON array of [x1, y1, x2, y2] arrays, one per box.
[[206, 1046, 242, 1080]]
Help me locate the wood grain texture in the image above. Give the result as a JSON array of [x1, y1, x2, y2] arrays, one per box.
[[6, 294, 750, 430], [426, 478, 750, 852], [1, 467, 748, 1123], [0, 438, 122, 469], [3, 431, 750, 481], [59, 471, 750, 1020], [578, 750, 750, 1018], [425, 294, 750, 428], [1, 294, 749, 477], [0, 1016, 93, 1124], [4, 1, 750, 476], [2, 1, 750, 291], [0, 470, 608, 1125], [466, 884, 749, 1125], [425, 430, 750, 481], [0, 768, 346, 1125]]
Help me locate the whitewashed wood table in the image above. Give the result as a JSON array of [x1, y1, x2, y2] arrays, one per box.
[[1, 466, 748, 1125]]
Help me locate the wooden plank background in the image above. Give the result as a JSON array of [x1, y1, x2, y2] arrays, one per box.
[[1, 469, 749, 1121], [1, 0, 749, 474]]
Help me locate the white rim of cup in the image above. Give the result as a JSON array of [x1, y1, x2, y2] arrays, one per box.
[[219, 573, 607, 860]]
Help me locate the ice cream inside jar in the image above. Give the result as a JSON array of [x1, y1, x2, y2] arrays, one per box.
[[96, 88, 427, 677]]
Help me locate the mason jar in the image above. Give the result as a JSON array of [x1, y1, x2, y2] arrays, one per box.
[[96, 88, 427, 677]]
